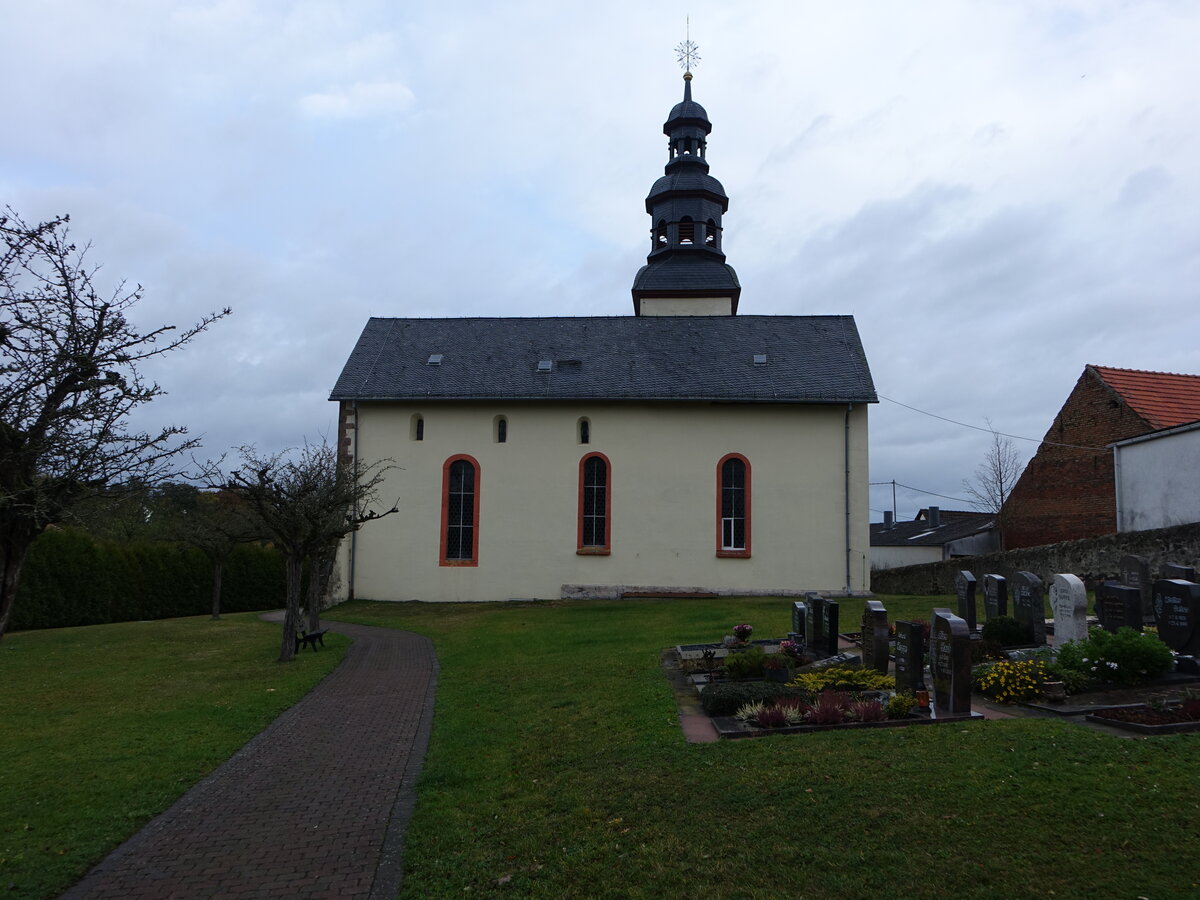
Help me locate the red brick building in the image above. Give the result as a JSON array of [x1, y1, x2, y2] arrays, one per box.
[[1003, 365, 1200, 549]]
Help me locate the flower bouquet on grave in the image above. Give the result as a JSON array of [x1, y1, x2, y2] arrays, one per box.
[[732, 623, 753, 643]]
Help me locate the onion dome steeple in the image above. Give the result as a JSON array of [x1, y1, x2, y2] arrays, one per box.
[[632, 56, 741, 317]]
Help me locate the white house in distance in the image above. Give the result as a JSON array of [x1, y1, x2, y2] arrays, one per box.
[[870, 507, 998, 571], [329, 69, 877, 603], [1113, 419, 1200, 532]]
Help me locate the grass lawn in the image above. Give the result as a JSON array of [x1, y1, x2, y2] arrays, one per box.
[[0, 612, 347, 899], [328, 595, 1200, 899]]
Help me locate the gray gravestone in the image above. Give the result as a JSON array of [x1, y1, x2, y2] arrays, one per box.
[[1151, 579, 1200, 656], [1050, 573, 1088, 644], [822, 600, 841, 657], [983, 574, 1008, 620], [930, 609, 973, 714], [955, 570, 978, 631], [1163, 563, 1197, 582], [1011, 571, 1047, 645], [1120, 554, 1153, 619], [1096, 581, 1143, 633], [791, 601, 808, 642], [860, 600, 890, 674], [893, 620, 926, 694]]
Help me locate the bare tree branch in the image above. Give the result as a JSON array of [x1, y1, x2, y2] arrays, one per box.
[[961, 420, 1025, 549]]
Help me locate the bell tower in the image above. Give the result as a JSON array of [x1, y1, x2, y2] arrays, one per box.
[[631, 41, 741, 316]]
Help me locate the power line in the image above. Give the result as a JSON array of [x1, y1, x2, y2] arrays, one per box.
[[878, 394, 1108, 453]]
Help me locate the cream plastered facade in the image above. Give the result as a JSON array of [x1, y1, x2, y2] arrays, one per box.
[[334, 400, 871, 603], [637, 296, 735, 316]]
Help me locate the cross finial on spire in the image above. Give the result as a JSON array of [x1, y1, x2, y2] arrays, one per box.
[[675, 18, 700, 75]]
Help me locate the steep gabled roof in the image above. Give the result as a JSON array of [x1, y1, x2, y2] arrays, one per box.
[[1091, 365, 1200, 429], [330, 315, 876, 404]]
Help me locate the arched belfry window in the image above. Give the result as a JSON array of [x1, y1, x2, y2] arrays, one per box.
[[655, 220, 668, 246], [705, 219, 718, 247], [679, 217, 695, 245], [716, 454, 751, 558], [440, 455, 480, 566], [577, 453, 611, 554]]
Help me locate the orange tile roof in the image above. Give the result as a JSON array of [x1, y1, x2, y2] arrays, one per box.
[[1090, 365, 1200, 429]]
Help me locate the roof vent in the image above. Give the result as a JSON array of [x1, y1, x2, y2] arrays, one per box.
[[426, 354, 443, 366], [536, 360, 552, 373], [753, 354, 768, 366]]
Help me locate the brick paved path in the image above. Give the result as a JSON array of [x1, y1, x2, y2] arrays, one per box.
[[62, 616, 438, 900]]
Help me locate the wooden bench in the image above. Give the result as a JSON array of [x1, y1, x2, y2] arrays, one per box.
[[295, 629, 329, 653]]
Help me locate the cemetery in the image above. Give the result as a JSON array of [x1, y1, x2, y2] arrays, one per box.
[[666, 557, 1200, 738]]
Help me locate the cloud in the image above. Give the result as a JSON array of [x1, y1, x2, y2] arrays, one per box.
[[297, 81, 415, 120]]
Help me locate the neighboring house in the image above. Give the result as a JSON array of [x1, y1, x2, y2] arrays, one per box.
[[328, 71, 877, 603], [1113, 419, 1200, 532], [1003, 365, 1200, 549], [870, 507, 998, 571]]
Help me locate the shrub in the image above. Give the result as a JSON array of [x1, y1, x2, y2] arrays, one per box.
[[981, 615, 1029, 648], [723, 646, 766, 680], [886, 693, 916, 719], [700, 682, 805, 717], [806, 690, 850, 725], [790, 665, 895, 694], [1055, 627, 1174, 686], [974, 659, 1048, 703], [851, 699, 886, 722], [1044, 662, 1094, 696]]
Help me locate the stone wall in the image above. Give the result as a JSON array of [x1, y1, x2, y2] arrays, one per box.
[[872, 520, 1200, 595]]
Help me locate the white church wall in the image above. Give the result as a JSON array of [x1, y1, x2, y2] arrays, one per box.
[[337, 400, 870, 602]]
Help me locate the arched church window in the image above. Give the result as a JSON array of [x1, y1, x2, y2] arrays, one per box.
[[717, 454, 751, 558], [578, 417, 591, 445], [577, 453, 611, 554], [411, 413, 424, 441], [440, 455, 479, 565], [495, 415, 507, 443]]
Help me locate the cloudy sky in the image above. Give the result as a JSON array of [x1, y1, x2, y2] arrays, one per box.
[[4, 1, 1198, 521]]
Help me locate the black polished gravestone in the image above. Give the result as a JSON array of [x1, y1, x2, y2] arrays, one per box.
[[1152, 579, 1200, 657], [1096, 581, 1143, 634], [821, 600, 841, 657], [1011, 571, 1047, 645], [955, 570, 978, 632], [805, 595, 824, 653], [1163, 562, 1197, 582], [1120, 554, 1153, 620], [983, 574, 1008, 620], [930, 609, 973, 714], [791, 601, 808, 643], [860, 600, 890, 674], [893, 620, 926, 694]]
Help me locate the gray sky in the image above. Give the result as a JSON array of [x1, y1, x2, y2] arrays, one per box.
[[4, 1, 1198, 521]]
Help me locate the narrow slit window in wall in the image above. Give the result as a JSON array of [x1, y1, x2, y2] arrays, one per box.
[[411, 413, 424, 441], [495, 416, 507, 443], [578, 417, 590, 445]]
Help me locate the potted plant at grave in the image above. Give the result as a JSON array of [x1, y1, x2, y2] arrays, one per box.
[[732, 623, 753, 643], [762, 653, 791, 683]]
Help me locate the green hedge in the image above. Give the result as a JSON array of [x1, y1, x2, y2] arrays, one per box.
[[10, 528, 287, 631]]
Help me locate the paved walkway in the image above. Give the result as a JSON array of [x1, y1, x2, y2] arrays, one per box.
[[62, 615, 438, 899]]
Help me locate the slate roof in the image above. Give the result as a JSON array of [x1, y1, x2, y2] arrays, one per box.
[[330, 315, 876, 404], [631, 255, 741, 295], [1090, 365, 1200, 429], [870, 510, 995, 548]]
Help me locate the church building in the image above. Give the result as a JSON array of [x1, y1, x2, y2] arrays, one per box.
[[329, 67, 877, 603]]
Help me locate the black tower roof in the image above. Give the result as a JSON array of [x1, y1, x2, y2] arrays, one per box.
[[632, 72, 741, 313]]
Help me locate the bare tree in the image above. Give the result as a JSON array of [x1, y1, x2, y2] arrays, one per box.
[[961, 423, 1024, 548], [0, 209, 228, 640], [210, 440, 396, 661], [165, 486, 263, 620]]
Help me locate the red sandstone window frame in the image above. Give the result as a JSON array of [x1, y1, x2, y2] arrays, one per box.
[[716, 453, 751, 558], [440, 454, 480, 566], [577, 452, 612, 555]]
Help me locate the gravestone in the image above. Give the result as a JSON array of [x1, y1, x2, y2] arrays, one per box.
[[822, 600, 841, 657], [930, 609, 972, 714], [1049, 573, 1088, 644], [791, 601, 808, 643], [1163, 562, 1197, 582], [860, 600, 890, 674], [1151, 579, 1200, 656], [1011, 571, 1047, 645], [955, 571, 978, 632], [983, 574, 1008, 620], [893, 620, 926, 694], [1120, 554, 1153, 620], [805, 595, 824, 652], [1096, 581, 1143, 634]]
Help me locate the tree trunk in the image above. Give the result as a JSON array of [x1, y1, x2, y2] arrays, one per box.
[[0, 534, 35, 642], [279, 552, 303, 662], [210, 559, 224, 620], [305, 555, 321, 633]]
